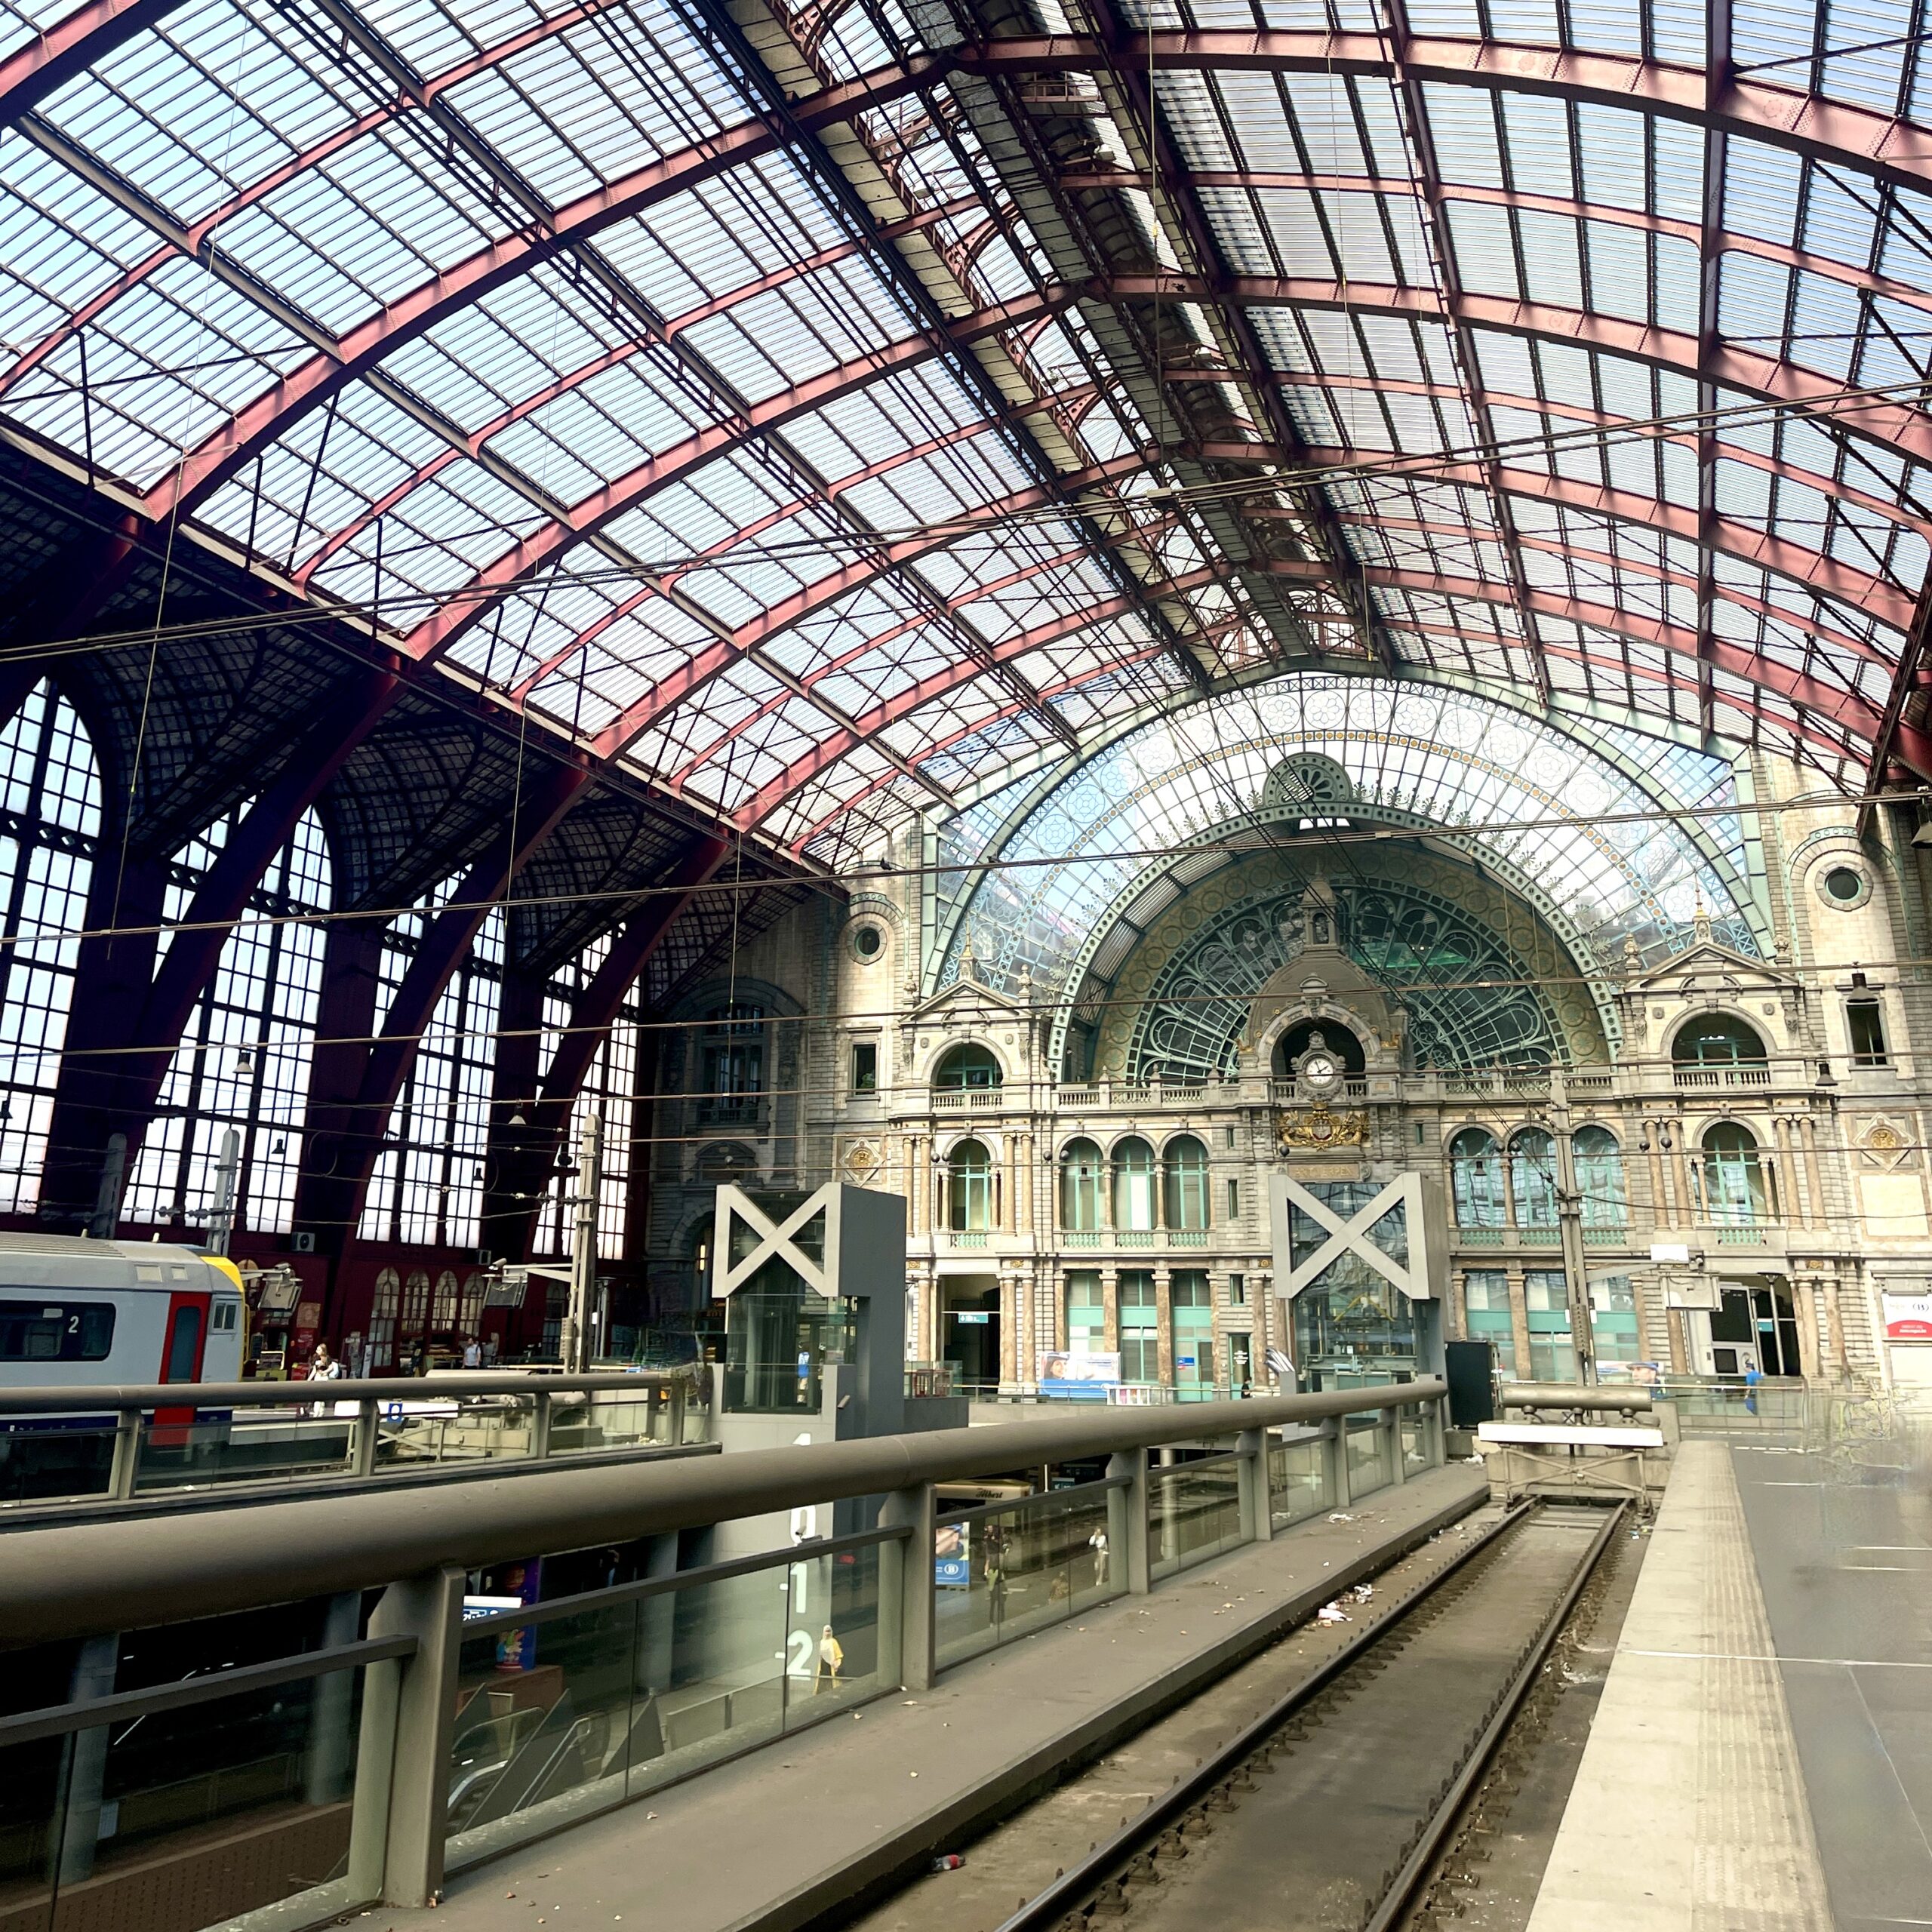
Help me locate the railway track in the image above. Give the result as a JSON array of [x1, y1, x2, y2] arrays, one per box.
[[921, 1501, 1625, 1932]]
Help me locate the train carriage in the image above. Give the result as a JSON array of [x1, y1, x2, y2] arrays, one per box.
[[0, 1232, 248, 1499]]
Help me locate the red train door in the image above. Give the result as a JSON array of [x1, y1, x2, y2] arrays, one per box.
[[153, 1290, 212, 1439]]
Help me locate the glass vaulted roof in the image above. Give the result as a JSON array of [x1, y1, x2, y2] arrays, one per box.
[[932, 674, 1760, 1001], [5, 0, 1932, 869]]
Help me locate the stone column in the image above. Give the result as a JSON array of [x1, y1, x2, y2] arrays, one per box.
[[1800, 1115, 1828, 1224], [1822, 1270, 1849, 1377], [1791, 1269, 1822, 1379], [1154, 1265, 1174, 1385], [1774, 1116, 1806, 1229], [1100, 1266, 1120, 1351], [999, 1271, 1017, 1386], [1644, 1118, 1671, 1223], [1507, 1263, 1534, 1382], [1674, 1118, 1699, 1226]]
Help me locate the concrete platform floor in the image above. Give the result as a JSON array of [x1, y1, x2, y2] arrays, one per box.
[[398, 1462, 1489, 1932], [1527, 1438, 1838, 1932], [1732, 1436, 1932, 1932]]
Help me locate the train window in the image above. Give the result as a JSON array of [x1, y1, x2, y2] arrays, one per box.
[[211, 1300, 238, 1332], [0, 1301, 115, 1361], [164, 1305, 203, 1382]]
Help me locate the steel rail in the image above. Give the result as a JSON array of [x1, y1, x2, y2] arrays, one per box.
[[0, 1382, 1444, 1646], [983, 1498, 1539, 1932], [983, 1498, 1623, 1932], [1366, 1503, 1626, 1932]]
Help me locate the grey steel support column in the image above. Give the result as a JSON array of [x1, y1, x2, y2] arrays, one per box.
[[878, 1483, 936, 1690], [1383, 1407, 1405, 1486], [1237, 1426, 1271, 1541], [636, 1531, 680, 1697], [367, 1565, 465, 1906], [1106, 1447, 1151, 1595], [55, 1632, 118, 1884], [1328, 1417, 1352, 1509], [352, 1398, 380, 1478], [306, 1592, 361, 1805], [347, 1653, 399, 1903], [530, 1390, 552, 1460], [108, 1406, 140, 1500]]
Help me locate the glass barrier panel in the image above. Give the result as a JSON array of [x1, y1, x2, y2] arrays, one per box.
[[1346, 1414, 1389, 1497], [375, 1394, 540, 1469], [553, 1389, 667, 1455], [134, 1408, 358, 1493], [0, 1727, 68, 1930], [1400, 1407, 1432, 1475], [1, 1663, 376, 1932], [783, 1543, 885, 1724], [447, 1564, 791, 1869], [1149, 1458, 1244, 1580], [0, 1424, 117, 1506], [1267, 1433, 1331, 1529], [447, 1596, 643, 1858], [934, 1487, 1120, 1672]]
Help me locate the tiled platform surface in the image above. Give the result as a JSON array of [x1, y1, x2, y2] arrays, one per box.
[[1732, 1435, 1932, 1932], [402, 1463, 1489, 1932], [1527, 1438, 1839, 1932]]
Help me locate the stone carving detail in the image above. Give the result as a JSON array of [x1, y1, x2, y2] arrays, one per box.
[[1275, 1103, 1370, 1152], [1859, 1119, 1918, 1172]]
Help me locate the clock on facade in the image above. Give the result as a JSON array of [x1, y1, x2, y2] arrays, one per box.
[[1294, 1030, 1345, 1095]]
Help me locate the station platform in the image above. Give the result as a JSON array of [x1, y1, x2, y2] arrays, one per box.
[[1529, 1434, 1931, 1932], [399, 1460, 1490, 1932]]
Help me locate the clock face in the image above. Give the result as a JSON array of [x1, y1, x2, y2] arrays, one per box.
[[1302, 1053, 1339, 1085]]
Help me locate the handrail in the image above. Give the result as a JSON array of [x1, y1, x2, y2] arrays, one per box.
[[1502, 1386, 1654, 1414], [0, 1635, 418, 1746], [0, 1368, 688, 1416], [0, 1381, 1441, 1647]]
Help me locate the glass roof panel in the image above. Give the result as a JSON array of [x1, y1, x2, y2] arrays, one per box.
[[2, 0, 1930, 863]]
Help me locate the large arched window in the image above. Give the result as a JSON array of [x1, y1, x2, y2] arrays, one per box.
[[1162, 1135, 1211, 1231], [0, 682, 100, 1213], [934, 1043, 1001, 1091], [1112, 1136, 1155, 1231], [1509, 1129, 1558, 1229], [1449, 1128, 1504, 1228], [1673, 1014, 1768, 1068], [1574, 1125, 1626, 1228], [699, 1003, 764, 1121], [532, 934, 641, 1260], [947, 1139, 994, 1230], [126, 804, 331, 1235], [368, 1267, 400, 1373], [361, 892, 503, 1247], [1060, 1137, 1103, 1230], [1701, 1122, 1773, 1224]]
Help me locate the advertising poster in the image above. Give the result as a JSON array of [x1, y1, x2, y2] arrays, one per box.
[[1036, 1351, 1121, 1398], [934, 1521, 971, 1589], [1882, 1291, 1932, 1340]]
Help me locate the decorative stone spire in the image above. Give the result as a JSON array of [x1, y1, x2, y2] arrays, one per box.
[[1692, 894, 1713, 946]]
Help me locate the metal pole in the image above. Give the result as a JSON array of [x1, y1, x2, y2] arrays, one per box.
[[206, 1126, 242, 1257], [561, 1110, 601, 1374], [1549, 1069, 1598, 1386], [88, 1132, 126, 1241]]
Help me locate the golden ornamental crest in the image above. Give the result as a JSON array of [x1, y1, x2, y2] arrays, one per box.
[[1275, 1102, 1369, 1151]]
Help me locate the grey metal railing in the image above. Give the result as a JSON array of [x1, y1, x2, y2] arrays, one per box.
[[0, 1370, 697, 1514], [0, 1380, 1445, 1932]]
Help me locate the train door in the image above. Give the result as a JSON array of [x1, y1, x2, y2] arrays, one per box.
[[152, 1288, 212, 1443]]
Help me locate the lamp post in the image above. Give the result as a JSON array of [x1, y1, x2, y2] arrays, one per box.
[[1549, 1069, 1598, 1386]]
